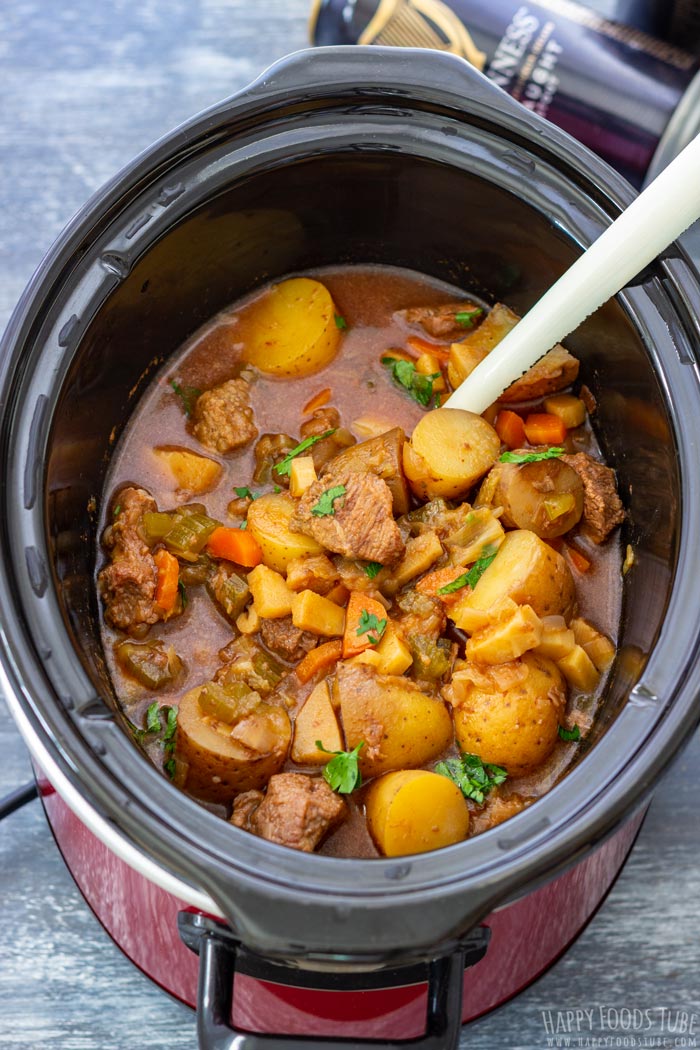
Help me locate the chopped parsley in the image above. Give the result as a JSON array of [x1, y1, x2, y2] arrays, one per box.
[[558, 724, 581, 742], [275, 429, 337, 476], [435, 752, 507, 805], [316, 740, 365, 793], [500, 447, 564, 465], [437, 544, 498, 595], [113, 504, 122, 518], [311, 484, 347, 518], [454, 307, 483, 328], [132, 704, 179, 780], [145, 701, 161, 735], [334, 314, 348, 330], [381, 356, 441, 408], [170, 379, 201, 417], [356, 609, 387, 646], [363, 561, 383, 579], [238, 519, 248, 530], [234, 486, 260, 500], [178, 580, 188, 609], [273, 485, 282, 494]]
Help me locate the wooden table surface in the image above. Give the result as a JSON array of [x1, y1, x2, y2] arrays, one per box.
[[1, 3, 699, 1048]]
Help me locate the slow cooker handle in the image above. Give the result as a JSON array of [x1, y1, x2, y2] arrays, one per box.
[[250, 43, 541, 131], [180, 912, 485, 1050]]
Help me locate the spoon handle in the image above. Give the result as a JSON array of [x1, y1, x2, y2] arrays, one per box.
[[446, 134, 700, 415]]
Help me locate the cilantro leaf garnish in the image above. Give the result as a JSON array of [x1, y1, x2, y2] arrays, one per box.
[[113, 504, 122, 518], [170, 379, 202, 417], [437, 544, 498, 595], [558, 724, 581, 742], [316, 740, 365, 793], [335, 314, 348, 330], [234, 486, 260, 500], [275, 430, 337, 476], [178, 580, 188, 609], [238, 519, 248, 529], [311, 484, 347, 518], [363, 561, 382, 579], [356, 609, 387, 646], [164, 757, 176, 780], [500, 447, 564, 465], [381, 357, 441, 408], [454, 307, 483, 328], [435, 752, 507, 804]]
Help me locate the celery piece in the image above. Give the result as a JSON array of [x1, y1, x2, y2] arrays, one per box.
[[164, 512, 220, 561], [115, 641, 182, 690], [141, 512, 175, 545]]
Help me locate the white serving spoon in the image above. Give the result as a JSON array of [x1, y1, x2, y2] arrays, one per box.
[[445, 134, 700, 415]]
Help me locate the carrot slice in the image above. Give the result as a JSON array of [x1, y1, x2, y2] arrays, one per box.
[[154, 549, 180, 614], [406, 335, 451, 362], [564, 543, 591, 574], [207, 526, 263, 567], [416, 565, 466, 602], [295, 639, 343, 684], [523, 412, 567, 445], [342, 591, 390, 659], [495, 409, 526, 450], [303, 387, 332, 415]]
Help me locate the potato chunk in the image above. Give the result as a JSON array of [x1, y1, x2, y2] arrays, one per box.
[[292, 680, 343, 764], [465, 604, 543, 664], [176, 686, 291, 803], [444, 653, 566, 775], [241, 277, 341, 378], [450, 529, 576, 627], [247, 564, 293, 619], [153, 447, 222, 495], [403, 408, 500, 501], [336, 663, 453, 778], [366, 770, 469, 856], [447, 303, 579, 402], [247, 492, 323, 574]]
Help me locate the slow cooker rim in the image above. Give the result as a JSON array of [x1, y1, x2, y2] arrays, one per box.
[[2, 46, 700, 938]]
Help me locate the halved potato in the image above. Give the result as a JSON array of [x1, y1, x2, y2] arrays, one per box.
[[366, 770, 469, 856], [403, 408, 500, 501], [335, 663, 453, 778], [247, 492, 323, 574], [241, 277, 341, 378], [480, 459, 584, 539], [445, 652, 566, 775], [175, 686, 291, 803], [153, 446, 222, 495]]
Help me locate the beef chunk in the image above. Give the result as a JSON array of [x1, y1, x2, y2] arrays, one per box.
[[260, 616, 318, 663], [99, 487, 163, 633], [291, 469, 405, 565], [299, 406, 356, 472], [399, 301, 484, 340], [231, 773, 347, 852], [285, 553, 339, 595], [469, 794, 528, 836], [563, 452, 625, 543], [192, 378, 258, 454]]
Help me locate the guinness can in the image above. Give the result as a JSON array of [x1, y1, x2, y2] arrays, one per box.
[[310, 0, 700, 187]]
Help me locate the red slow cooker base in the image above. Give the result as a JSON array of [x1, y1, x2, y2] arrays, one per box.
[[37, 770, 645, 1040]]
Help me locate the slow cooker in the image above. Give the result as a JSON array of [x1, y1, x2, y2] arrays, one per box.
[[1, 46, 700, 1048]]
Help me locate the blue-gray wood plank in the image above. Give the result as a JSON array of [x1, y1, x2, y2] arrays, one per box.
[[0, 3, 698, 1048]]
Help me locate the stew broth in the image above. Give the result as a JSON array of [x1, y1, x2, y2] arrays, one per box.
[[98, 265, 623, 859]]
